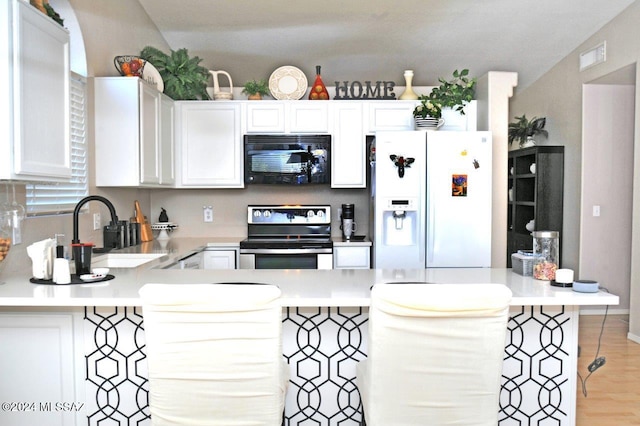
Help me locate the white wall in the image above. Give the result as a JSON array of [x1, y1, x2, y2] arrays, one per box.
[[509, 1, 640, 335]]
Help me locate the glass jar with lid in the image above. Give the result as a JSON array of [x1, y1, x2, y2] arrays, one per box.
[[532, 231, 559, 281]]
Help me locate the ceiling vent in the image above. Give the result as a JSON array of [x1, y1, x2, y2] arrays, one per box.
[[580, 42, 606, 71]]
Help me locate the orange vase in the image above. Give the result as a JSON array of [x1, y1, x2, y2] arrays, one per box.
[[309, 65, 329, 100]]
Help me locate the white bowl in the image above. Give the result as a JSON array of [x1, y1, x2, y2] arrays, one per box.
[[92, 267, 109, 276]]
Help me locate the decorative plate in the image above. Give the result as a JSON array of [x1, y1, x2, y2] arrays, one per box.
[[268, 66, 308, 100], [142, 62, 164, 93]]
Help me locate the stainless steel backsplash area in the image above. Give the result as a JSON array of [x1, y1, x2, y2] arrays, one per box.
[[150, 186, 370, 239]]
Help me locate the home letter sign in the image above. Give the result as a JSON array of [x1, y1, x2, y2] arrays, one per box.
[[334, 81, 396, 100]]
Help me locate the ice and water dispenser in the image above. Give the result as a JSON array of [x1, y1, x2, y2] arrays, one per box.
[[381, 198, 419, 246]]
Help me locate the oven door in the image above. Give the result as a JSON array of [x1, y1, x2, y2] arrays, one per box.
[[239, 249, 333, 270]]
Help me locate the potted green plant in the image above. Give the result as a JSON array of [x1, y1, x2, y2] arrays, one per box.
[[242, 79, 270, 100], [508, 115, 548, 148], [140, 46, 210, 100], [413, 69, 476, 127]]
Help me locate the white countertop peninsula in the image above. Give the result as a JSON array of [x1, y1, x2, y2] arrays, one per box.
[[0, 238, 619, 308], [0, 237, 618, 426]]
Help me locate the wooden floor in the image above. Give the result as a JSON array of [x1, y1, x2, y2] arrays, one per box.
[[576, 314, 640, 425]]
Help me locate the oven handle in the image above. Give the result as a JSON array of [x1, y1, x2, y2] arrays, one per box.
[[240, 248, 333, 255]]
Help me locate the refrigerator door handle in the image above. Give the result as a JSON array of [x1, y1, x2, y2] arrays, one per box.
[[427, 184, 435, 265]]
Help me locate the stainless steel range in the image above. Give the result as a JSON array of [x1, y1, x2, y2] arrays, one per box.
[[239, 205, 333, 269]]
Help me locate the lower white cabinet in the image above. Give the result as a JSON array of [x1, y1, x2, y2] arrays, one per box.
[[203, 249, 237, 269], [176, 102, 243, 188], [0, 310, 84, 426], [1, 0, 71, 181], [94, 77, 174, 187], [333, 245, 371, 269]]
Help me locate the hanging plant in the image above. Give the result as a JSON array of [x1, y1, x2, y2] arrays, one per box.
[[140, 46, 210, 100]]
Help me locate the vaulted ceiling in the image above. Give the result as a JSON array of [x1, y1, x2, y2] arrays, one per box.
[[138, 0, 634, 93]]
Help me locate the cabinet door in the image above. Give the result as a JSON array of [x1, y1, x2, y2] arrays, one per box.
[[203, 250, 237, 269], [366, 101, 416, 133], [331, 103, 365, 188], [290, 102, 329, 133], [245, 102, 285, 133], [334, 246, 370, 269], [12, 1, 71, 180], [177, 102, 243, 187], [159, 95, 175, 185], [0, 312, 82, 426], [139, 83, 160, 184]]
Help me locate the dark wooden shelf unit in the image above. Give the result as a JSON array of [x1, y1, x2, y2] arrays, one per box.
[[507, 146, 564, 267]]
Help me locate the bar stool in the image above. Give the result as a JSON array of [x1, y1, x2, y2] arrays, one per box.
[[139, 283, 289, 426], [357, 283, 512, 426]]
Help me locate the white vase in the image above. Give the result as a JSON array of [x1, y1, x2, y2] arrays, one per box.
[[521, 136, 536, 148], [399, 70, 419, 100]]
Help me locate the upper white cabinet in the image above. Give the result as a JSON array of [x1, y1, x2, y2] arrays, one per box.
[[159, 96, 175, 185], [0, 0, 71, 181], [94, 77, 174, 187], [244, 102, 285, 133], [331, 102, 366, 188], [289, 102, 329, 133], [244, 101, 329, 134], [176, 102, 243, 188], [365, 100, 417, 133]]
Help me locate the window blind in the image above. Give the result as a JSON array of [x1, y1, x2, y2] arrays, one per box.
[[26, 73, 88, 215]]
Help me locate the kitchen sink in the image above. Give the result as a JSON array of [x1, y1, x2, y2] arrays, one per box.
[[91, 253, 165, 268]]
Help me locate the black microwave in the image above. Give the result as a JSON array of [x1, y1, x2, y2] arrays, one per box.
[[244, 134, 331, 184]]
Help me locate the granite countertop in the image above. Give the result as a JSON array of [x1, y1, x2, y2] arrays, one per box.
[[0, 238, 619, 308]]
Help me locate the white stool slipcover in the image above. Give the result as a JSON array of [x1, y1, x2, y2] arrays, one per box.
[[357, 283, 512, 426], [139, 283, 289, 426]]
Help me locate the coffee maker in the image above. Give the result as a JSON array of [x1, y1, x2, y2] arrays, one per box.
[[340, 204, 357, 240]]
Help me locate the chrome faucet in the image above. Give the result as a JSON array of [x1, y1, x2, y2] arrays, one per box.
[[72, 195, 119, 245]]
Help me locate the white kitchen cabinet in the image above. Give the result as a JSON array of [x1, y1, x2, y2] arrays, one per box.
[[0, 310, 84, 426], [159, 95, 175, 185], [203, 249, 237, 269], [365, 100, 417, 133], [244, 101, 329, 133], [245, 102, 285, 133], [176, 102, 243, 188], [0, 0, 71, 181], [289, 102, 329, 133], [94, 77, 174, 187], [331, 102, 366, 188], [333, 245, 371, 269]]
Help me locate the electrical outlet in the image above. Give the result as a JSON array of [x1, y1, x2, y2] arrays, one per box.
[[93, 213, 101, 230], [203, 206, 213, 223]]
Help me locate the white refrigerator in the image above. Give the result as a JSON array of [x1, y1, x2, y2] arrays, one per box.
[[372, 130, 492, 269]]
